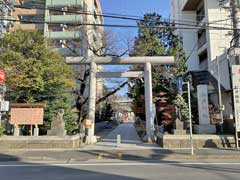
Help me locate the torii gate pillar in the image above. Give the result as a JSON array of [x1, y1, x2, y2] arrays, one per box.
[[144, 62, 154, 142], [85, 62, 97, 144]]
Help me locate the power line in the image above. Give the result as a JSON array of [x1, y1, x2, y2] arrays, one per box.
[[1, 17, 240, 31], [12, 4, 240, 31], [15, 0, 234, 26]]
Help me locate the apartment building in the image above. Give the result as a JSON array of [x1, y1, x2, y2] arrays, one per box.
[[171, 0, 236, 133]]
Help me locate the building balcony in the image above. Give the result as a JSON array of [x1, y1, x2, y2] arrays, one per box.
[[45, 15, 83, 24], [45, 31, 82, 39], [46, 0, 83, 8], [182, 0, 202, 11]]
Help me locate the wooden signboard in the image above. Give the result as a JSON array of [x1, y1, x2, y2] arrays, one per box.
[[10, 103, 46, 125]]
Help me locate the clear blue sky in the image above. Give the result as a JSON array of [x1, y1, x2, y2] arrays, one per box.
[[99, 0, 170, 95], [100, 0, 170, 34]]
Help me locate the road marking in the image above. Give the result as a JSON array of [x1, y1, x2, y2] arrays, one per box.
[[0, 162, 240, 167]]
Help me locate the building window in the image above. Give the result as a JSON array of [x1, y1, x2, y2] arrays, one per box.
[[47, 25, 63, 31], [198, 50, 208, 70], [21, 0, 45, 7], [198, 29, 207, 49], [94, 10, 98, 20], [49, 9, 63, 16], [19, 15, 43, 24], [196, 3, 205, 23], [94, 0, 98, 8]]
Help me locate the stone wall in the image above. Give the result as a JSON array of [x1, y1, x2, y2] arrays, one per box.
[[0, 135, 81, 150], [157, 133, 236, 148]]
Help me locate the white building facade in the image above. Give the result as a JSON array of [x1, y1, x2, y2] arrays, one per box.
[[171, 0, 236, 133]]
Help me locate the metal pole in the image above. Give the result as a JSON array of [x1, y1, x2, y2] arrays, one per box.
[[187, 82, 194, 155], [236, 107, 239, 149], [217, 56, 224, 132]]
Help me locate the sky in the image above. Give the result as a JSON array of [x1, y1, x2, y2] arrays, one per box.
[[99, 0, 171, 95]]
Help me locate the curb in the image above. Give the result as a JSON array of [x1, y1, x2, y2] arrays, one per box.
[[1, 154, 240, 163]]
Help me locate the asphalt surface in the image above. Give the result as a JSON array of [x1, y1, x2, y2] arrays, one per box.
[[83, 122, 151, 150], [0, 161, 240, 180]]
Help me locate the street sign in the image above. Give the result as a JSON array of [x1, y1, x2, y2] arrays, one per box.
[[177, 77, 183, 91], [0, 69, 6, 83]]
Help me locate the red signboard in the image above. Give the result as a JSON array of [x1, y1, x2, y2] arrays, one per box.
[[0, 69, 6, 83]]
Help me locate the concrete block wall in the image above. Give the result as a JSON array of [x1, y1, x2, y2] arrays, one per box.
[[157, 134, 236, 148], [0, 135, 81, 150]]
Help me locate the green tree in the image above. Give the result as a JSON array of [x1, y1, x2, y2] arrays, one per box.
[[0, 30, 77, 134], [129, 13, 188, 123], [173, 94, 189, 121]]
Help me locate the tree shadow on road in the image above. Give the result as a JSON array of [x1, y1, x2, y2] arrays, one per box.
[[0, 153, 144, 180]]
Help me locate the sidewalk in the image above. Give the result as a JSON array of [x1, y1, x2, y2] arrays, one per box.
[[0, 148, 240, 163]]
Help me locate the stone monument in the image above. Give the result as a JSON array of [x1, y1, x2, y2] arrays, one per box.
[[172, 108, 187, 135], [194, 85, 216, 134], [48, 109, 67, 136]]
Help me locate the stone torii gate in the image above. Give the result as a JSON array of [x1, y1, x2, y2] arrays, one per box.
[[67, 56, 174, 144]]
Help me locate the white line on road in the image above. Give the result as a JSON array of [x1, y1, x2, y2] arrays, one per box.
[[0, 162, 240, 167]]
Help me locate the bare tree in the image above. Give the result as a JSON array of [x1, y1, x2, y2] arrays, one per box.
[[63, 28, 135, 132], [87, 29, 133, 57]]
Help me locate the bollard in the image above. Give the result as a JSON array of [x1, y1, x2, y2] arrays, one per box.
[[117, 134, 121, 147], [98, 153, 103, 160], [118, 153, 122, 159]]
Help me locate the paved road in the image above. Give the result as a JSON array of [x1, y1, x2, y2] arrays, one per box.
[[101, 122, 142, 144], [0, 161, 240, 180], [82, 122, 157, 150]]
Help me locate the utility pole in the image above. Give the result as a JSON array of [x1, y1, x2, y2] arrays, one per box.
[[230, 0, 240, 47]]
